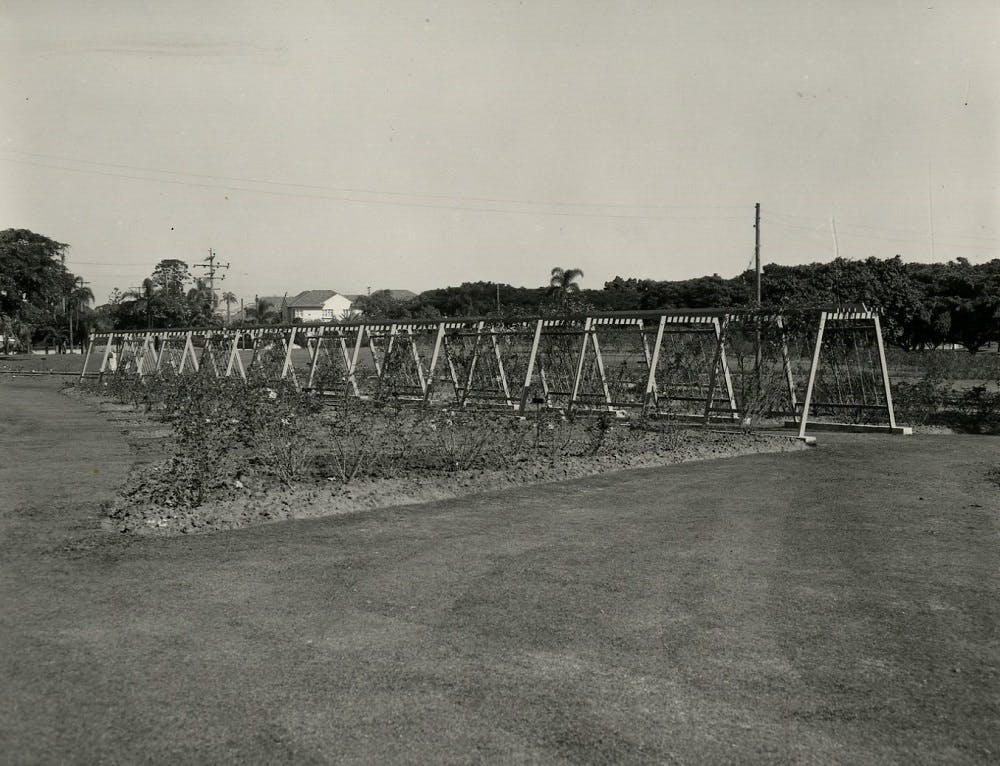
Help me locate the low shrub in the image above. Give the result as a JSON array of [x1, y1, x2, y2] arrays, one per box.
[[952, 384, 1000, 434]]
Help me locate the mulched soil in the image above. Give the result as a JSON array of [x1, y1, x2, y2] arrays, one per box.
[[112, 429, 806, 535], [62, 386, 806, 535]]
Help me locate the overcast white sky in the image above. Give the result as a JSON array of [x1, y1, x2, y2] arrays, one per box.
[[1, 0, 998, 304]]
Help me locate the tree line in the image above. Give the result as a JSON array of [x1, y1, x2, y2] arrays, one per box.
[[0, 230, 93, 353], [356, 258, 1000, 352], [3, 228, 998, 353]]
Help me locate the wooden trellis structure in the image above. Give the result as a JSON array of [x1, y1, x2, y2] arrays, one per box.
[[80, 307, 910, 435]]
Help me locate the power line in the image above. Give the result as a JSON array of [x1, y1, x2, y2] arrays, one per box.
[[761, 216, 1000, 251], [3, 155, 748, 224], [66, 260, 147, 266], [764, 207, 1000, 243], [2, 149, 747, 214]]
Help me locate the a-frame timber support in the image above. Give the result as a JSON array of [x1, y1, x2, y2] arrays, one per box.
[[79, 307, 908, 436]]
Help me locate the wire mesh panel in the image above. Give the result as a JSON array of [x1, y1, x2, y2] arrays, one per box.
[[646, 316, 735, 420], [368, 324, 434, 402], [79, 308, 905, 435], [589, 317, 653, 410], [114, 332, 152, 378], [303, 325, 356, 395], [244, 328, 290, 384], [197, 330, 229, 378], [723, 314, 797, 426], [801, 311, 892, 426], [439, 321, 510, 409], [530, 317, 590, 410]]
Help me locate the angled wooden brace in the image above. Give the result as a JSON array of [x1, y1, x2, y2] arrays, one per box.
[[305, 333, 324, 390], [703, 316, 729, 424], [489, 329, 514, 409], [460, 321, 485, 407], [873, 314, 899, 429], [178, 330, 199, 374], [568, 317, 593, 414], [135, 333, 156, 377], [96, 335, 114, 381], [200, 334, 221, 378], [713, 317, 739, 421], [441, 331, 465, 405], [407, 328, 428, 396], [346, 326, 365, 398], [797, 311, 827, 438], [778, 317, 799, 425], [518, 319, 544, 414], [80, 336, 96, 380], [423, 322, 447, 405], [641, 315, 667, 416], [589, 324, 614, 412], [280, 326, 299, 388]]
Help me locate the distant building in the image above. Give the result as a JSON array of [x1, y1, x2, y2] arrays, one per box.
[[284, 290, 356, 323]]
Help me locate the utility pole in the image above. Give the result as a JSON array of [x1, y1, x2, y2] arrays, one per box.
[[754, 202, 761, 308], [194, 249, 230, 312], [754, 202, 762, 380]]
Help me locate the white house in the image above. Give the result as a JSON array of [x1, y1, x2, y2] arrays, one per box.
[[284, 290, 356, 323]]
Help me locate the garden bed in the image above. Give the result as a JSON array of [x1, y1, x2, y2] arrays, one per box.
[[107, 429, 804, 535], [68, 378, 807, 536]]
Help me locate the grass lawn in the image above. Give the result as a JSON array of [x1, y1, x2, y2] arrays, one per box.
[[1, 377, 997, 763]]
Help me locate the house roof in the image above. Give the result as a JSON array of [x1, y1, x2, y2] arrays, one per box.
[[287, 290, 341, 308]]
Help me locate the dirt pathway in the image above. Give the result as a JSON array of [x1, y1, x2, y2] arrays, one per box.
[[1, 379, 998, 764]]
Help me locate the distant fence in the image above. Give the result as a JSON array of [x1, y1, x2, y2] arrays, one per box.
[[80, 308, 909, 436]]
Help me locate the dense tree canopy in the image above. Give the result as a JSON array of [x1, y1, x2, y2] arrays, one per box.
[[0, 229, 95, 352], [80, 252, 1000, 353], [107, 259, 222, 330], [398, 259, 999, 351]]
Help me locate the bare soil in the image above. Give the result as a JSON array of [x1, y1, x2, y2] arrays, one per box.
[[109, 429, 806, 535]]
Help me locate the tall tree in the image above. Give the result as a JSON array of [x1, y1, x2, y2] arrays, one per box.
[[150, 259, 191, 297], [186, 277, 216, 325], [123, 278, 157, 329], [547, 267, 584, 305], [67, 277, 94, 350], [0, 229, 71, 328], [221, 291, 236, 325]]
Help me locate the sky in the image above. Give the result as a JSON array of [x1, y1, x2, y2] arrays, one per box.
[[1, 0, 998, 305]]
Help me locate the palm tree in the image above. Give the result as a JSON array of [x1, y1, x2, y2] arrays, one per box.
[[221, 291, 236, 325], [547, 267, 584, 306], [124, 278, 157, 329], [68, 278, 94, 351], [251, 297, 279, 325]]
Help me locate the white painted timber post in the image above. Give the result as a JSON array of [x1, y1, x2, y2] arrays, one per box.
[[798, 311, 827, 439], [872, 313, 898, 429]]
